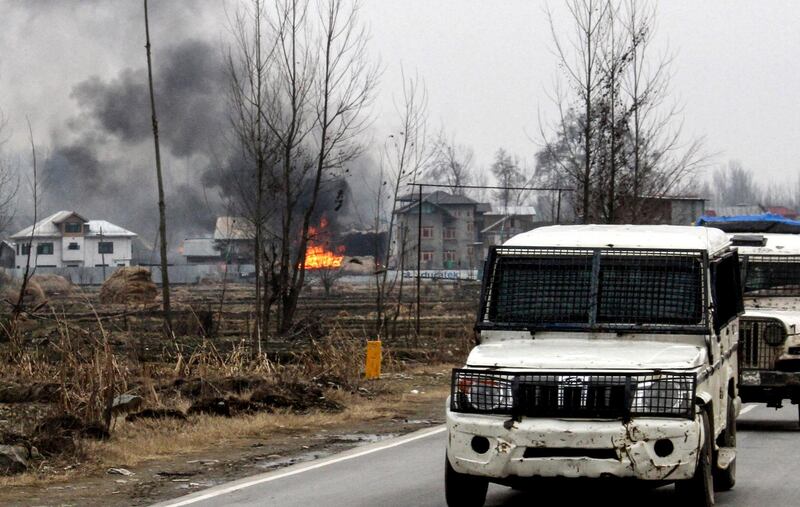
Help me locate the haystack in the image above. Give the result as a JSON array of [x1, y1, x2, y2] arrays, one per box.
[[2, 279, 45, 307], [30, 274, 73, 296], [99, 267, 157, 304]]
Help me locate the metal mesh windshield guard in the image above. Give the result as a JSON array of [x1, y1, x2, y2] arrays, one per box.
[[479, 246, 708, 333], [451, 369, 697, 420], [741, 255, 800, 296]]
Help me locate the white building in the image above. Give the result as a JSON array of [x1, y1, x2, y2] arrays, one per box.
[[10, 211, 136, 268]]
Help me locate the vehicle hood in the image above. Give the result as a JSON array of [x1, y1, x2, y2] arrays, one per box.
[[743, 308, 800, 333], [467, 338, 706, 371]]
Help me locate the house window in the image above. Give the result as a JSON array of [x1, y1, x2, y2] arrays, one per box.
[[64, 223, 82, 233], [21, 244, 30, 255], [98, 242, 114, 254], [421, 251, 434, 262], [36, 242, 54, 255], [444, 251, 457, 262], [444, 228, 457, 240], [467, 222, 473, 233], [467, 246, 474, 259], [83, 224, 91, 233], [421, 226, 434, 239], [68, 242, 80, 250]]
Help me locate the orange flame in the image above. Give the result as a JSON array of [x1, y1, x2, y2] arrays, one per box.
[[303, 217, 345, 270]]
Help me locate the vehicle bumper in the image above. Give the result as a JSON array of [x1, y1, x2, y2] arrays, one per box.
[[740, 369, 800, 403], [446, 407, 701, 482]]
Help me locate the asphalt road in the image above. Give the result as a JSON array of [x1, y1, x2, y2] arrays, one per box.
[[154, 403, 800, 507]]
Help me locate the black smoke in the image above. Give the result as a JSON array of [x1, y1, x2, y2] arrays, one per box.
[[41, 38, 227, 252]]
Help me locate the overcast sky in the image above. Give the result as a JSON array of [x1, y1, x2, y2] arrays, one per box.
[[1, 0, 799, 200]]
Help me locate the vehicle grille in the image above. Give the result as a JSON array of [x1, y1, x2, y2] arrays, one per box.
[[739, 318, 786, 370], [451, 369, 696, 420]]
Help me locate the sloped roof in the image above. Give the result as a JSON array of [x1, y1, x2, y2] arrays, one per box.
[[484, 205, 537, 217], [214, 217, 255, 240], [10, 211, 135, 239], [87, 220, 136, 238], [708, 205, 765, 217], [395, 190, 482, 214], [766, 206, 799, 218]]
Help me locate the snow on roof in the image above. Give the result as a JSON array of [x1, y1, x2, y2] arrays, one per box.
[[86, 220, 136, 237], [10, 211, 135, 239], [732, 233, 800, 256], [503, 224, 730, 253]]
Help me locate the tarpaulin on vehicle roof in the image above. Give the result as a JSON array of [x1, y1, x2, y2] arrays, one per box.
[[696, 213, 800, 234]]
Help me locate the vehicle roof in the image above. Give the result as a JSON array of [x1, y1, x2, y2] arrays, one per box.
[[732, 233, 800, 256], [503, 224, 730, 253]]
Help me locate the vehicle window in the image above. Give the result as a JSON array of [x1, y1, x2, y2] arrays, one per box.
[[741, 256, 800, 295], [598, 256, 703, 325], [489, 255, 592, 324], [484, 249, 707, 331]]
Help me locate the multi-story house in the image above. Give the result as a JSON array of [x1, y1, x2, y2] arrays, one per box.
[[393, 191, 483, 270], [9, 211, 136, 268], [479, 205, 537, 260]]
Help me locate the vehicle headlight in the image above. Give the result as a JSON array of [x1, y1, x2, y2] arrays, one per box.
[[631, 379, 693, 416], [453, 373, 513, 413]]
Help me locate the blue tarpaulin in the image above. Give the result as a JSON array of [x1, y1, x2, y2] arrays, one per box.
[[696, 213, 800, 233]]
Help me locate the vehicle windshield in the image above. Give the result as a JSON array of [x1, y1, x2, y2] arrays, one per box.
[[481, 247, 707, 332], [741, 255, 800, 296]]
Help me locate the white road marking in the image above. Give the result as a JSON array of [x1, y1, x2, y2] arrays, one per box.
[[154, 425, 448, 507], [740, 404, 757, 416]]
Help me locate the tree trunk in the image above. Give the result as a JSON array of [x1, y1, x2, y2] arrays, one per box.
[[144, 0, 172, 335]]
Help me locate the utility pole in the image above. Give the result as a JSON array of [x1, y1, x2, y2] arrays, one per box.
[[144, 0, 172, 335], [416, 184, 423, 336]]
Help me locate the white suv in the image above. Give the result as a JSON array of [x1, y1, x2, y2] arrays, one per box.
[[445, 225, 742, 507]]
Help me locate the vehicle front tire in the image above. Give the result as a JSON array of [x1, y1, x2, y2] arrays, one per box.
[[675, 411, 715, 506], [713, 396, 736, 491], [445, 454, 488, 507]]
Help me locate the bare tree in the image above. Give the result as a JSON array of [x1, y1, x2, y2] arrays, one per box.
[[428, 131, 474, 195], [490, 148, 526, 210], [712, 161, 762, 208], [619, 0, 706, 220], [374, 70, 430, 339], [143, 0, 172, 334], [279, 0, 378, 334], [0, 115, 18, 237], [11, 119, 37, 328], [545, 0, 609, 222], [537, 0, 705, 223]]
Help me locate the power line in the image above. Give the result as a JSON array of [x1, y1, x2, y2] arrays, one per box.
[[406, 182, 574, 192]]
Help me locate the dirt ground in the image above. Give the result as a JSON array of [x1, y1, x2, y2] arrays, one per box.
[[0, 364, 454, 507]]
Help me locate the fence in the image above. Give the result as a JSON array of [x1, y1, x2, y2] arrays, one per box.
[[3, 264, 256, 286]]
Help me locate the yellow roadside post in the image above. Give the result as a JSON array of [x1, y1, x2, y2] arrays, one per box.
[[365, 340, 382, 379]]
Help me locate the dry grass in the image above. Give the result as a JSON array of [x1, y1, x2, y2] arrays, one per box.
[[0, 365, 451, 489]]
